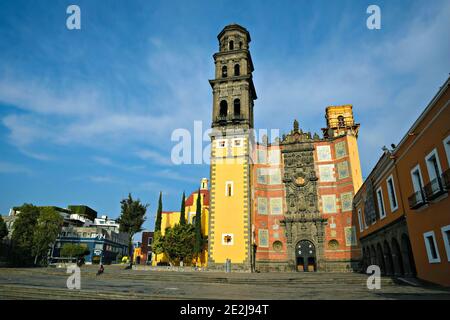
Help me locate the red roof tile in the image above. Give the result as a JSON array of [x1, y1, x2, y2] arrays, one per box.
[[185, 189, 209, 207]]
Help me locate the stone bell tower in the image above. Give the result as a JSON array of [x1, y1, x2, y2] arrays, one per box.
[[208, 24, 257, 271]]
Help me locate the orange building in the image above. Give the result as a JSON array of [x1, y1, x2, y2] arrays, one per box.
[[354, 76, 450, 286]]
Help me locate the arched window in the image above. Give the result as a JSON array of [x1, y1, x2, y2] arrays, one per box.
[[239, 41, 243, 49], [234, 99, 241, 116], [338, 115, 345, 127], [234, 64, 240, 76], [219, 100, 228, 117], [222, 66, 227, 78], [229, 40, 234, 50]]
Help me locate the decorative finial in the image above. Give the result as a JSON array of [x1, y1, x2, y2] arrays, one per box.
[[293, 119, 299, 132]]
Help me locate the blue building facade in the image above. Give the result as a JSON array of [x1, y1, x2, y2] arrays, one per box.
[[51, 227, 129, 264]]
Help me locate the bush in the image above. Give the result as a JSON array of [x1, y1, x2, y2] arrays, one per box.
[[60, 243, 90, 258]]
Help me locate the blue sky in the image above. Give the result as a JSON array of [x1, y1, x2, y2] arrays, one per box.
[[0, 0, 449, 234]]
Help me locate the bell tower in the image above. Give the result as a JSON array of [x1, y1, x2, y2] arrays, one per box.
[[208, 24, 257, 270]]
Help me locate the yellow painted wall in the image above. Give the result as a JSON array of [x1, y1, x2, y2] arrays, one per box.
[[152, 185, 210, 266], [210, 136, 250, 265], [346, 135, 363, 193]]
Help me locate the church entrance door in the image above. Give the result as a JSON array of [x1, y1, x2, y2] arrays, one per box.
[[295, 240, 316, 272]]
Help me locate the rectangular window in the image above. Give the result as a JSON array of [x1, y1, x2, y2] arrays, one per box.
[[443, 135, 450, 167], [322, 195, 337, 213], [270, 198, 283, 215], [340, 192, 353, 212], [225, 181, 233, 197], [344, 227, 357, 246], [376, 187, 386, 219], [357, 209, 364, 232], [217, 139, 226, 148], [411, 165, 424, 192], [257, 197, 268, 215], [316, 145, 332, 162], [318, 164, 335, 182], [337, 161, 350, 179], [148, 237, 153, 245], [258, 229, 269, 247], [423, 231, 440, 263], [268, 168, 281, 185], [425, 149, 443, 181], [386, 175, 398, 212], [257, 168, 268, 184], [410, 164, 425, 203], [335, 141, 347, 159], [441, 225, 450, 262]]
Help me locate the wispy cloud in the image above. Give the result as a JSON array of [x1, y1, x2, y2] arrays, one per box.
[[0, 161, 32, 175], [152, 168, 199, 183], [135, 148, 172, 166], [88, 175, 119, 184]]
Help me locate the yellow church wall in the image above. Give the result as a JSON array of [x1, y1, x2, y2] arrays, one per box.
[[152, 182, 210, 267], [210, 155, 250, 264], [346, 135, 363, 194]]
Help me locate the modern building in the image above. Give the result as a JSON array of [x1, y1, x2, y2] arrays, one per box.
[[52, 224, 128, 264], [2, 204, 128, 264], [354, 76, 450, 286], [207, 24, 364, 272]]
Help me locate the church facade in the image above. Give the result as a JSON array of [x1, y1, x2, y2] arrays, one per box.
[[207, 24, 363, 272]]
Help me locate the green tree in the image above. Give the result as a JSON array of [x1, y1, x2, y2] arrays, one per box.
[[0, 215, 8, 240], [11, 204, 40, 265], [32, 207, 64, 265], [193, 189, 203, 257], [60, 243, 90, 258], [162, 224, 196, 265], [179, 192, 186, 225], [117, 193, 148, 260], [154, 192, 162, 232], [152, 230, 164, 264]]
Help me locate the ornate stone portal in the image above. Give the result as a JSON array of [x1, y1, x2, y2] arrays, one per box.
[[281, 120, 328, 271]]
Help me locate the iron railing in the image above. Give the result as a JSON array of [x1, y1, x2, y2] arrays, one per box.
[[408, 190, 427, 209], [423, 176, 445, 200]]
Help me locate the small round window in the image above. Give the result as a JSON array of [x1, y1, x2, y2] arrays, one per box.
[[273, 241, 283, 252], [328, 239, 339, 250]]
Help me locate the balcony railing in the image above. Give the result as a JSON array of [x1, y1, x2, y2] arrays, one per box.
[[408, 190, 427, 209], [424, 176, 446, 200], [442, 168, 450, 190], [215, 114, 246, 123], [408, 170, 450, 210]]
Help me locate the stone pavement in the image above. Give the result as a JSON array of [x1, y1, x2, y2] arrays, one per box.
[[0, 265, 449, 300]]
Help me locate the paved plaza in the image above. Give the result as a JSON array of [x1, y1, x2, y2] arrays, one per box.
[[0, 265, 449, 300]]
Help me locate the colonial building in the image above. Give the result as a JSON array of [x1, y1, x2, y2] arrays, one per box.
[[208, 24, 256, 271], [207, 24, 363, 272], [152, 178, 210, 266], [354, 76, 450, 286], [252, 107, 363, 272]]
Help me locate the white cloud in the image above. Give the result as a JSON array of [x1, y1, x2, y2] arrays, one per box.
[[135, 149, 172, 166], [0, 161, 32, 175]]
